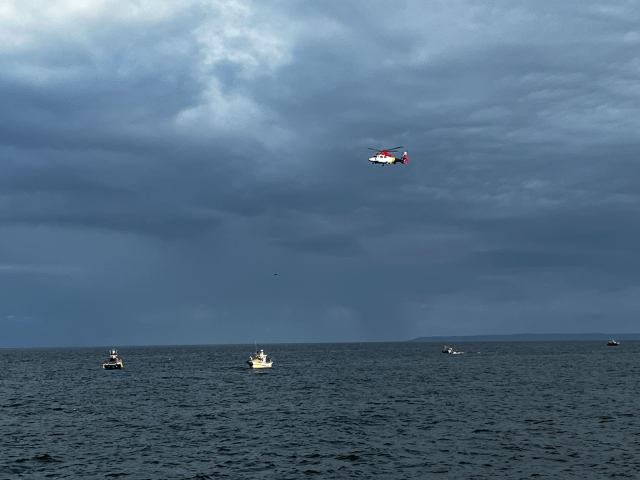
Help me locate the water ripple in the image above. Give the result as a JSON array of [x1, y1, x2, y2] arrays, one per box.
[[1, 342, 639, 478]]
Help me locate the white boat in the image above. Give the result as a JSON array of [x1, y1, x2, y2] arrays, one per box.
[[442, 345, 464, 355], [246, 348, 273, 369], [103, 349, 124, 369]]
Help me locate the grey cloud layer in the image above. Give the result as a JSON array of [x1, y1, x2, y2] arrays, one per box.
[[1, 0, 639, 346]]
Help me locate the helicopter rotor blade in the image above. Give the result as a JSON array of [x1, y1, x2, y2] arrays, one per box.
[[368, 146, 402, 150]]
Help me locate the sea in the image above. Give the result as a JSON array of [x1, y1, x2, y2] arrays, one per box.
[[1, 341, 638, 479]]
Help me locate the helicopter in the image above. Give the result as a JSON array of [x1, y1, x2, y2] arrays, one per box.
[[368, 146, 409, 165]]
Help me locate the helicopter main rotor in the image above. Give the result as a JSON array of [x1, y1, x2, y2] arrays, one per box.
[[367, 146, 403, 153]]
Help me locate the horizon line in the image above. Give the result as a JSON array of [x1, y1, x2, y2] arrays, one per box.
[[3, 332, 640, 349]]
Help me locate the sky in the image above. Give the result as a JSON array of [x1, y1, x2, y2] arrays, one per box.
[[1, 0, 640, 347]]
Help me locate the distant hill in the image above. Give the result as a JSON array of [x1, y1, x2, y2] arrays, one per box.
[[409, 333, 640, 342]]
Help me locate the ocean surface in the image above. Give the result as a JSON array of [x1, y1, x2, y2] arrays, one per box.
[[1, 341, 639, 479]]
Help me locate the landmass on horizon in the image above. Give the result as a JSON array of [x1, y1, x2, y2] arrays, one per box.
[[410, 333, 640, 342]]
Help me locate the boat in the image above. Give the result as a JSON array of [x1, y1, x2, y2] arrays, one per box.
[[442, 345, 464, 355], [246, 347, 273, 369], [103, 349, 124, 369], [607, 339, 620, 346]]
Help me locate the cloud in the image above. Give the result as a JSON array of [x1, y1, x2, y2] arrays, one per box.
[[0, 263, 78, 275], [2, 0, 640, 346]]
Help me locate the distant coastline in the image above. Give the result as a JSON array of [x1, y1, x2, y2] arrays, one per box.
[[409, 333, 640, 342]]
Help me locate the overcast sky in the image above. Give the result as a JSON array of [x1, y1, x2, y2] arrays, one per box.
[[1, 0, 640, 347]]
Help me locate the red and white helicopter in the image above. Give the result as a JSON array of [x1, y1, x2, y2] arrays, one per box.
[[368, 146, 409, 165]]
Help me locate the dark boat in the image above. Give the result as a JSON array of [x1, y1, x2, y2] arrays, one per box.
[[607, 339, 620, 346], [103, 349, 124, 369]]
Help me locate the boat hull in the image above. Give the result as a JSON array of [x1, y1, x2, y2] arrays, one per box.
[[246, 361, 273, 369], [103, 362, 123, 369]]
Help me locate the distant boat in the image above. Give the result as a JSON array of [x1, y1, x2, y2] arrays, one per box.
[[607, 339, 620, 346], [442, 345, 464, 355], [246, 347, 273, 369], [103, 349, 124, 369]]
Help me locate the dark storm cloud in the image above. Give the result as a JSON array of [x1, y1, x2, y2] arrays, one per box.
[[1, 0, 640, 346]]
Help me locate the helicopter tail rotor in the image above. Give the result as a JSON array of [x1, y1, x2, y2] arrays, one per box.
[[400, 152, 408, 164]]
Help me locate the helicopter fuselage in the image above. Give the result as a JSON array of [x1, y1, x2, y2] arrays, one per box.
[[368, 151, 408, 165]]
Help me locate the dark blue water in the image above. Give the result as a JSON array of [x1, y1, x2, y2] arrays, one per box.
[[1, 342, 639, 479]]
